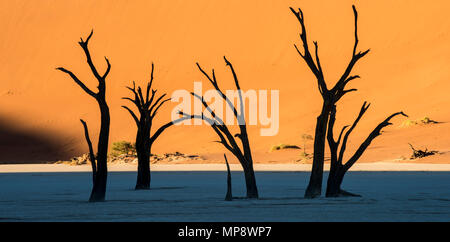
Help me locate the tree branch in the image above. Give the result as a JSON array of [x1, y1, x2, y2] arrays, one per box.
[[332, 5, 370, 97], [56, 67, 97, 97], [122, 105, 140, 126], [149, 93, 167, 116], [337, 101, 370, 165], [102, 57, 111, 79], [224, 56, 246, 124], [80, 119, 96, 182], [150, 98, 170, 118], [343, 111, 408, 171], [222, 57, 253, 161], [190, 92, 224, 125], [290, 7, 328, 96], [178, 111, 240, 157], [78, 30, 109, 84], [196, 62, 240, 119], [146, 63, 155, 103], [149, 116, 191, 145], [327, 105, 339, 166]]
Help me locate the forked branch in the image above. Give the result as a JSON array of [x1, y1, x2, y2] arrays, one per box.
[[78, 30, 111, 85], [290, 5, 370, 101], [196, 58, 240, 119], [179, 58, 251, 157], [182, 57, 258, 198], [332, 5, 370, 99], [290, 7, 327, 96], [337, 101, 371, 165], [56, 30, 111, 98], [343, 110, 407, 171], [330, 102, 407, 170], [80, 119, 96, 182]]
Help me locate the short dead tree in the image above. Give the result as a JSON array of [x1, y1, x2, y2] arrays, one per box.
[[326, 103, 407, 197], [57, 30, 111, 202], [224, 154, 233, 201], [179, 56, 259, 199], [122, 63, 190, 190]]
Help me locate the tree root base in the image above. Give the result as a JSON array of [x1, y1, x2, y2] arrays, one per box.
[[326, 189, 361, 197]]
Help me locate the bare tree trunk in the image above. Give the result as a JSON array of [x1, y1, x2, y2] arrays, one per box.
[[224, 154, 232, 201], [89, 102, 110, 202], [242, 162, 258, 199], [135, 137, 151, 190], [134, 119, 151, 190], [325, 168, 360, 197], [325, 168, 345, 197], [305, 103, 331, 198]]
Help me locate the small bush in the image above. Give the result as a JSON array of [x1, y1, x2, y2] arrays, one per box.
[[111, 141, 136, 156], [270, 144, 301, 152], [301, 133, 313, 156], [400, 116, 438, 127], [297, 152, 313, 163], [400, 119, 418, 127], [420, 116, 438, 124]]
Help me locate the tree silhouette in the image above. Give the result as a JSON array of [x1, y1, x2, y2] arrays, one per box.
[[224, 154, 232, 201], [122, 63, 190, 190], [290, 5, 370, 198], [179, 56, 259, 199], [56, 30, 111, 202], [326, 103, 407, 197]]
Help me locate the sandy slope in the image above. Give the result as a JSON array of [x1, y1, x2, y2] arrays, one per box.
[[0, 0, 449, 163]]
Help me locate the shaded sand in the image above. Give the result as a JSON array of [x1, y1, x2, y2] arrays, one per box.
[[0, 0, 449, 163], [1, 162, 450, 173]]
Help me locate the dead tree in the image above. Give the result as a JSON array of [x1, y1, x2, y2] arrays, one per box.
[[122, 63, 190, 190], [179, 56, 259, 199], [326, 103, 407, 197], [224, 154, 232, 201], [290, 5, 370, 198], [56, 30, 111, 202]]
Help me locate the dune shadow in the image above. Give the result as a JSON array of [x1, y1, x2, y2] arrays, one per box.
[[0, 117, 77, 163]]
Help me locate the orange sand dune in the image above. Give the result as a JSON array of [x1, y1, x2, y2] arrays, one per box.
[[0, 0, 449, 163]]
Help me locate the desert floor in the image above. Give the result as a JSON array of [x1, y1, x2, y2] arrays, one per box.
[[0, 169, 448, 221]]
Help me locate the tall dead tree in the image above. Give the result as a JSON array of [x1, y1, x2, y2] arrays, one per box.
[[56, 30, 111, 202], [123, 63, 190, 190], [290, 5, 370, 198], [326, 103, 407, 197], [179, 56, 259, 199]]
